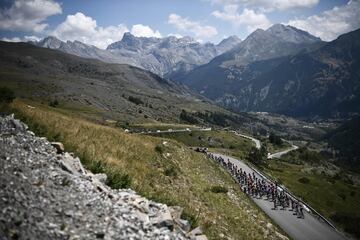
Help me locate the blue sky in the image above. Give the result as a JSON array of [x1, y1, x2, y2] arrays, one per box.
[[1, 0, 359, 49]]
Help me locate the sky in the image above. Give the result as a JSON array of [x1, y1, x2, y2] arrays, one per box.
[[0, 0, 359, 49]]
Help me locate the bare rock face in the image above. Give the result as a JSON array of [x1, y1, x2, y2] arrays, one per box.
[[0, 115, 196, 240]]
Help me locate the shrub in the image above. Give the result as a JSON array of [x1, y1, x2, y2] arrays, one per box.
[[164, 166, 178, 177], [49, 99, 59, 107], [246, 145, 267, 166], [179, 110, 198, 124], [269, 132, 283, 145], [155, 144, 164, 154], [209, 185, 228, 194], [338, 192, 346, 201], [181, 209, 199, 229], [298, 177, 310, 184], [330, 212, 360, 238], [0, 87, 15, 104], [106, 171, 132, 189], [88, 160, 106, 174], [128, 96, 143, 105]]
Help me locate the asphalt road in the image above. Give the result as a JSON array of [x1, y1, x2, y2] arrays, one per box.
[[137, 128, 211, 134], [232, 131, 299, 159], [212, 153, 347, 240], [233, 132, 262, 149], [268, 144, 299, 159], [142, 128, 299, 159]]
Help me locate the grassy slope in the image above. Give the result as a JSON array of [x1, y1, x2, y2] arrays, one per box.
[[149, 130, 254, 159], [7, 99, 287, 240]]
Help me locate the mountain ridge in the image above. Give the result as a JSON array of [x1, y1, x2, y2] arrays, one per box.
[[0, 40, 249, 126], [31, 33, 242, 78], [179, 27, 360, 118], [107, 32, 241, 77]]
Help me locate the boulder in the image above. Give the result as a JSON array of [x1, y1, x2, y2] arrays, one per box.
[[188, 226, 203, 238], [10, 117, 27, 132], [51, 142, 65, 154], [135, 210, 150, 224], [93, 173, 107, 184], [195, 235, 208, 240], [151, 207, 174, 229], [176, 219, 191, 232], [132, 197, 150, 213], [169, 206, 183, 220], [59, 153, 86, 175]]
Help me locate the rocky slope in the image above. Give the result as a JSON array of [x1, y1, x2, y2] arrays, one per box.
[[0, 40, 230, 124], [0, 115, 207, 240]]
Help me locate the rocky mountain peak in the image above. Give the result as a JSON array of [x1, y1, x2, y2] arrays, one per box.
[[159, 35, 198, 49], [241, 29, 270, 45], [37, 36, 62, 49], [107, 32, 142, 50], [121, 32, 140, 42], [217, 35, 242, 53], [266, 23, 321, 44], [180, 36, 196, 43]]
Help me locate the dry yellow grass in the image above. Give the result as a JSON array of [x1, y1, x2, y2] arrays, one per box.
[[8, 99, 288, 240]]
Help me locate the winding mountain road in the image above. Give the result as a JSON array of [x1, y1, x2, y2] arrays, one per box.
[[144, 128, 299, 159], [232, 131, 299, 159], [233, 131, 262, 149], [212, 153, 346, 240], [267, 144, 299, 159], [137, 128, 211, 134]]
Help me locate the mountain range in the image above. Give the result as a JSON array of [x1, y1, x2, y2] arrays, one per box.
[[0, 40, 244, 125], [177, 25, 360, 118], [32, 33, 241, 77], [29, 24, 360, 118]]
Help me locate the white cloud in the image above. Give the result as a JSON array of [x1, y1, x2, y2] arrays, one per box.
[[210, 0, 318, 11], [0, 0, 62, 32], [168, 33, 183, 38], [212, 5, 271, 32], [168, 13, 218, 41], [24, 35, 41, 42], [288, 0, 360, 41], [1, 35, 41, 42], [53, 12, 129, 49], [52, 13, 163, 48], [1, 37, 22, 42], [130, 24, 161, 38]]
